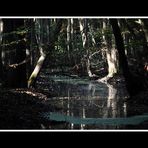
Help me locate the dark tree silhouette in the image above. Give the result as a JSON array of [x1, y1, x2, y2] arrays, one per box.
[[110, 19, 144, 96], [2, 19, 27, 88]]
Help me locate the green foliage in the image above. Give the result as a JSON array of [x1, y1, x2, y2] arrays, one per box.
[[102, 27, 112, 38], [2, 26, 28, 38], [126, 40, 144, 48], [2, 18, 148, 77], [1, 25, 28, 49]]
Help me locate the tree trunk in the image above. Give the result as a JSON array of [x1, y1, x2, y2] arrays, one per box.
[[88, 21, 96, 47], [103, 19, 118, 78], [106, 48, 118, 77], [0, 19, 3, 82], [139, 19, 148, 61], [28, 53, 46, 88], [27, 19, 48, 88], [110, 19, 141, 96], [24, 19, 35, 80], [79, 18, 93, 77], [140, 19, 148, 43], [27, 19, 62, 88], [67, 19, 71, 62], [70, 18, 74, 50]]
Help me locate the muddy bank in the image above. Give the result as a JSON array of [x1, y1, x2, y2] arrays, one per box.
[[0, 88, 61, 129]]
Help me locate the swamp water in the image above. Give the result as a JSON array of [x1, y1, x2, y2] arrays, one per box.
[[37, 74, 148, 129]]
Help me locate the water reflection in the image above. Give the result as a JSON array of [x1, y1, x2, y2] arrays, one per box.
[[104, 84, 127, 119], [38, 75, 129, 129]]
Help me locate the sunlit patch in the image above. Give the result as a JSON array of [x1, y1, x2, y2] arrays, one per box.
[[9, 88, 48, 100]]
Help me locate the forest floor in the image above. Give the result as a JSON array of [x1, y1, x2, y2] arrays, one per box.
[[0, 87, 64, 129]]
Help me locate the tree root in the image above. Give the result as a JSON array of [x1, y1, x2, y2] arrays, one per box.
[[97, 75, 113, 83]]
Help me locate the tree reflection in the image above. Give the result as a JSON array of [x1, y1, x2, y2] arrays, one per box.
[[80, 107, 86, 129], [104, 84, 118, 118], [44, 75, 128, 129], [88, 83, 96, 96], [104, 83, 127, 120], [66, 82, 127, 129]]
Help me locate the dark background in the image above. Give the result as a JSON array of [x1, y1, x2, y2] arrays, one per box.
[[1, 0, 148, 16]]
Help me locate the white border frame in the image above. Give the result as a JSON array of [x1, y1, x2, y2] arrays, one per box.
[[0, 16, 148, 18], [0, 16, 148, 132]]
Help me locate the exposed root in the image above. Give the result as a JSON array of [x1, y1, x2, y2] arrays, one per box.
[[97, 75, 113, 83]]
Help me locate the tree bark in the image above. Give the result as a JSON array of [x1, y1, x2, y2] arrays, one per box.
[[103, 19, 118, 78], [79, 18, 93, 77], [28, 53, 46, 88], [0, 19, 3, 81], [27, 19, 62, 88], [110, 19, 140, 96], [140, 19, 148, 43], [67, 19, 71, 61], [27, 19, 48, 88]]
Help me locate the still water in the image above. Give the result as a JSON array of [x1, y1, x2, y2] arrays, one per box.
[[37, 74, 148, 129]]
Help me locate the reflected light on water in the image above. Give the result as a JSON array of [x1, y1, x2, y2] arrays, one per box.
[[38, 75, 129, 129]]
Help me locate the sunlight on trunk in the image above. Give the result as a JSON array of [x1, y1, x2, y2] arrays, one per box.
[[28, 54, 46, 88]]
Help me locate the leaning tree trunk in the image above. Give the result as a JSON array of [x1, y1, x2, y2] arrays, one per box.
[[27, 51, 46, 88], [28, 19, 62, 88], [27, 19, 48, 88]]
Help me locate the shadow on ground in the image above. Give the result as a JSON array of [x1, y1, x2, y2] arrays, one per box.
[[0, 88, 62, 129]]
